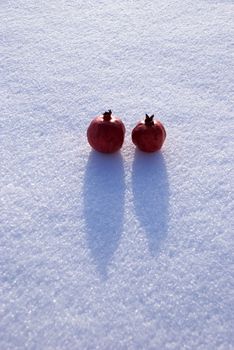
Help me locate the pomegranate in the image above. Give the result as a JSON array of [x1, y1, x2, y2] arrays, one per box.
[[132, 114, 166, 152], [87, 110, 125, 153]]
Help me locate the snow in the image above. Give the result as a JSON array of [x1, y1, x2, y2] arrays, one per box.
[[0, 0, 233, 349]]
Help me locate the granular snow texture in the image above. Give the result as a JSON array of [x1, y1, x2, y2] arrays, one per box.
[[0, 1, 233, 349]]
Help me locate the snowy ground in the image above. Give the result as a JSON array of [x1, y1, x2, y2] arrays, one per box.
[[0, 1, 234, 349]]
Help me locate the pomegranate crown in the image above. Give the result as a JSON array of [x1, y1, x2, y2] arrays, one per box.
[[145, 114, 154, 125], [103, 109, 112, 121]]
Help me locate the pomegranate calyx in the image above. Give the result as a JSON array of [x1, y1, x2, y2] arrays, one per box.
[[145, 114, 154, 126], [103, 109, 112, 121]]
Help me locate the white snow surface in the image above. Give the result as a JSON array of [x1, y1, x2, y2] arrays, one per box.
[[0, 1, 234, 349]]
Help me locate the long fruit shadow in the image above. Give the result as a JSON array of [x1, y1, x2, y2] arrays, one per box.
[[132, 150, 169, 255], [83, 151, 125, 279]]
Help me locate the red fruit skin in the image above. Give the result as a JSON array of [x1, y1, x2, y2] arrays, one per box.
[[87, 115, 125, 153], [132, 120, 166, 153]]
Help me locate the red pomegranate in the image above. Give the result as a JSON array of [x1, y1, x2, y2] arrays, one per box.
[[132, 114, 166, 152], [87, 110, 125, 153]]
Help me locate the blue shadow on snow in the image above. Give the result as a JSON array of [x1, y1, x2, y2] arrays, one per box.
[[83, 151, 125, 278], [132, 150, 169, 256]]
